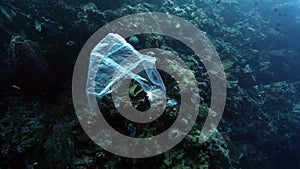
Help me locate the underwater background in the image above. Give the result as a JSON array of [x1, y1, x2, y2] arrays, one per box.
[[0, 0, 300, 168]]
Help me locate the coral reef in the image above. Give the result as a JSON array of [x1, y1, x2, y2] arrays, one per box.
[[0, 0, 300, 169]]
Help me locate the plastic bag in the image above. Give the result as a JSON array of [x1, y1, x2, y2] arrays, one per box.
[[86, 33, 166, 101]]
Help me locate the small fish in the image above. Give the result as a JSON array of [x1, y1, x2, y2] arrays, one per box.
[[12, 85, 21, 90], [35, 19, 42, 32], [127, 123, 136, 136], [167, 99, 177, 106]]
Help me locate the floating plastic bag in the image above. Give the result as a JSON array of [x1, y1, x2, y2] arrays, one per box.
[[86, 33, 166, 101]]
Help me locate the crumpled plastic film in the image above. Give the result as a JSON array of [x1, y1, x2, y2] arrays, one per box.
[[86, 33, 166, 102]]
